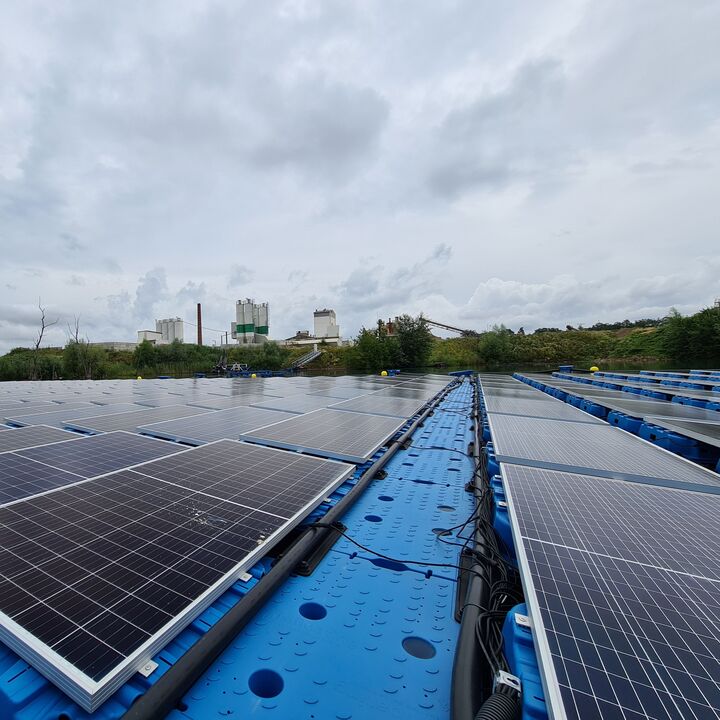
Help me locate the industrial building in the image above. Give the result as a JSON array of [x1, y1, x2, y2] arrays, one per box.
[[313, 308, 340, 339], [230, 299, 269, 345], [282, 308, 345, 347], [137, 318, 184, 345]]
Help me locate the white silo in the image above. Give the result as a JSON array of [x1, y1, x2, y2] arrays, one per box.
[[254, 302, 269, 343], [234, 299, 256, 344]]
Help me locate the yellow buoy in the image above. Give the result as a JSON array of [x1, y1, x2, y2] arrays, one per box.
[[251, 373, 257, 379], [380, 370, 388, 377], [136, 376, 142, 380], [590, 366, 599, 372]]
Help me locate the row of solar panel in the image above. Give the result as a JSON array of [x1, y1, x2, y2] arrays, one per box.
[[478, 374, 720, 720], [0, 373, 452, 711], [521, 373, 720, 450]]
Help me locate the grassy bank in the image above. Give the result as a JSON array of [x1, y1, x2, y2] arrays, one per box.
[[2, 306, 718, 381]]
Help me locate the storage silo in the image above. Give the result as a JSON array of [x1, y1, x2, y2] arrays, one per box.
[[234, 299, 256, 344], [156, 317, 184, 344], [254, 302, 269, 343]]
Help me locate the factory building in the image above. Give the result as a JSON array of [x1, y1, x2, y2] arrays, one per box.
[[156, 317, 184, 343], [231, 299, 269, 345], [313, 309, 340, 339], [136, 317, 184, 345], [282, 308, 345, 347]]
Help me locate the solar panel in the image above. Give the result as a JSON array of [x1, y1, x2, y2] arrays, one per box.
[[501, 464, 720, 579], [187, 394, 282, 410], [372, 387, 438, 401], [644, 417, 720, 448], [329, 394, 426, 419], [482, 387, 548, 399], [129, 440, 354, 517], [64, 406, 210, 434], [250, 394, 340, 414], [15, 431, 183, 478], [307, 387, 369, 400], [5, 401, 96, 419], [5, 403, 141, 428], [0, 455, 82, 505], [487, 414, 720, 493], [240, 408, 405, 463], [139, 406, 297, 445], [511, 538, 720, 720], [0, 426, 78, 453], [0, 440, 353, 711], [485, 397, 602, 423]]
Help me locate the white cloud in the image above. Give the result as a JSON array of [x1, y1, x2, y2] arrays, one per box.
[[0, 1, 718, 354]]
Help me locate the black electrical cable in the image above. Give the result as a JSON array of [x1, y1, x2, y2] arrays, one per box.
[[309, 522, 491, 581]]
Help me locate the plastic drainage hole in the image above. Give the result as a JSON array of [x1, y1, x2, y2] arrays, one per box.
[[299, 602, 327, 620], [378, 495, 394, 502], [437, 505, 455, 512], [248, 669, 284, 698], [365, 514, 383, 523], [432, 527, 451, 536], [175, 702, 189, 713], [402, 636, 437, 659]]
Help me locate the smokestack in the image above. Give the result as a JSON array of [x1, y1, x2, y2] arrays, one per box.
[[197, 303, 203, 345]]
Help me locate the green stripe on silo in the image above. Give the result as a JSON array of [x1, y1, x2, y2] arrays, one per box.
[[255, 325, 269, 335], [236, 323, 255, 333]]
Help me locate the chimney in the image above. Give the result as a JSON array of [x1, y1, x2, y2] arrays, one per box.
[[197, 303, 203, 345]]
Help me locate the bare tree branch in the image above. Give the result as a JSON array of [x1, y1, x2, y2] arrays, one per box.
[[31, 298, 58, 380]]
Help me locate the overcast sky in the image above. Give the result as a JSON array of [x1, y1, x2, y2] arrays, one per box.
[[1, 1, 719, 352]]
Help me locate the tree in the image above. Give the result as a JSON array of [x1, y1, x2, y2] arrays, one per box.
[[63, 316, 106, 379], [31, 299, 58, 380], [393, 314, 433, 368], [260, 341, 283, 369], [133, 340, 157, 371]]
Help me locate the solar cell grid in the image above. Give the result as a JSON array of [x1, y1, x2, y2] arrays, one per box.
[[488, 414, 720, 493], [16, 431, 183, 479], [250, 394, 340, 414], [0, 440, 353, 710], [6, 401, 95, 419], [0, 455, 82, 505], [502, 464, 720, 580], [482, 387, 545, 399], [371, 387, 438, 401], [485, 399, 601, 423], [519, 539, 720, 720], [329, 394, 426, 419], [65, 405, 210, 434], [5, 402, 141, 428], [644, 417, 720, 448], [138, 406, 297, 445], [132, 440, 353, 518], [0, 426, 78, 453], [240, 408, 405, 463], [188, 394, 281, 410], [307, 387, 369, 400]]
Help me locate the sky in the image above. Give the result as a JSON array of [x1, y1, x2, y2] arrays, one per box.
[[1, 0, 719, 352]]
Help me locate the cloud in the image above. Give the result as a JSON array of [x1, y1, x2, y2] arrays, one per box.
[[456, 259, 720, 332], [247, 76, 390, 181], [427, 58, 570, 198], [0, 1, 718, 354], [227, 265, 255, 289]]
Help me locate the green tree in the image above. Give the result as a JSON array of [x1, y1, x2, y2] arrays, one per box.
[[133, 340, 157, 371], [394, 314, 433, 368], [260, 341, 283, 369], [63, 340, 107, 379]]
